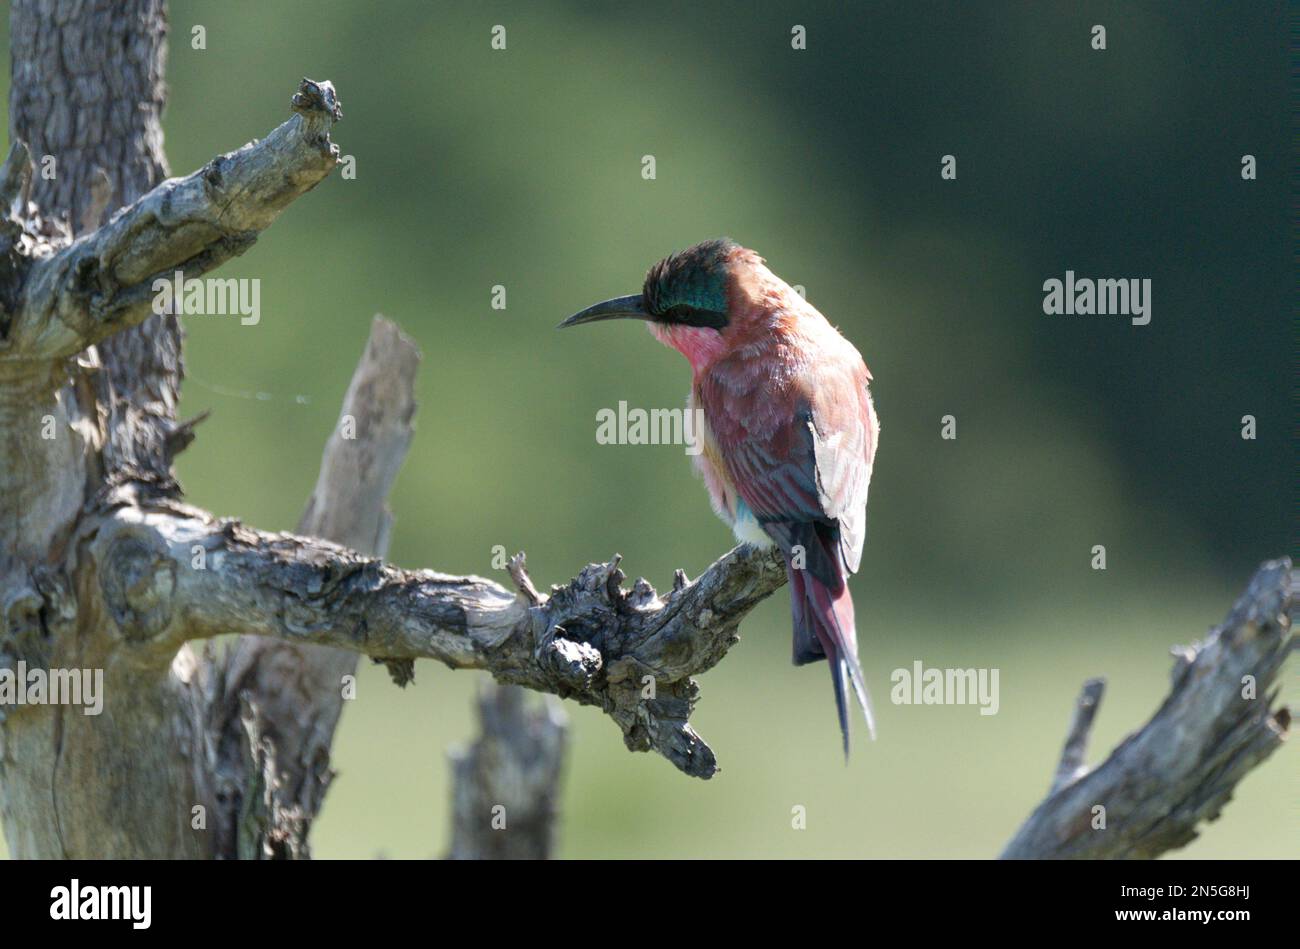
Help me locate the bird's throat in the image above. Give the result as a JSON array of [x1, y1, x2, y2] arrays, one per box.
[[647, 321, 728, 373]]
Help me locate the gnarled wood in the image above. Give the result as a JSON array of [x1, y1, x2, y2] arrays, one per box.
[[448, 683, 568, 860], [1002, 559, 1294, 859], [89, 498, 786, 779]]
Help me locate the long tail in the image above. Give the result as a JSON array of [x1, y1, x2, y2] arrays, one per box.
[[788, 563, 875, 756]]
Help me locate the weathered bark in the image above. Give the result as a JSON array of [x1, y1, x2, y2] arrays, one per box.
[[448, 683, 567, 860], [85, 499, 786, 780], [1, 0, 190, 860], [4, 0, 174, 568], [8, 0, 176, 483], [1002, 559, 1294, 859]]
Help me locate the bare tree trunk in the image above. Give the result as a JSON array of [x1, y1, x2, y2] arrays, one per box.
[[1, 0, 201, 861]]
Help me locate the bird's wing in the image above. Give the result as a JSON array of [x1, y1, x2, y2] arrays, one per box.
[[700, 351, 877, 585]]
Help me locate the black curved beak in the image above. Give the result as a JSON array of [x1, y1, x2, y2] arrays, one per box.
[[558, 294, 650, 328]]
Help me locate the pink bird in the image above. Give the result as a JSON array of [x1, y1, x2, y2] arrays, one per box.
[[561, 238, 881, 753]]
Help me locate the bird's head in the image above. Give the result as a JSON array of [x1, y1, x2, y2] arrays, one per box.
[[560, 238, 776, 371]]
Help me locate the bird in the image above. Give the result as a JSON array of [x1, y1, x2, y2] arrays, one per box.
[[560, 238, 880, 754]]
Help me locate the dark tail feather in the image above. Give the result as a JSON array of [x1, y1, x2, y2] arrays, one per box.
[[789, 565, 825, 665], [829, 652, 851, 760], [789, 564, 876, 753]]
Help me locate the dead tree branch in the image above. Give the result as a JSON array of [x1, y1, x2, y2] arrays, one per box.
[[91, 497, 786, 780], [448, 683, 568, 859], [1002, 558, 1294, 859], [3, 78, 342, 361]]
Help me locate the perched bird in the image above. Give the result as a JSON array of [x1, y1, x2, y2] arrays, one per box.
[[560, 238, 880, 753]]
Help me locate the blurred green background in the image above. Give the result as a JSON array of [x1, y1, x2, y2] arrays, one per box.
[[1, 1, 1292, 858]]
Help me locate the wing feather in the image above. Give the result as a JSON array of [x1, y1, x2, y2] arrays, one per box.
[[698, 345, 877, 579]]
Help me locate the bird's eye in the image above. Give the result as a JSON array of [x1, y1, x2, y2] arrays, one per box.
[[660, 303, 728, 330]]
